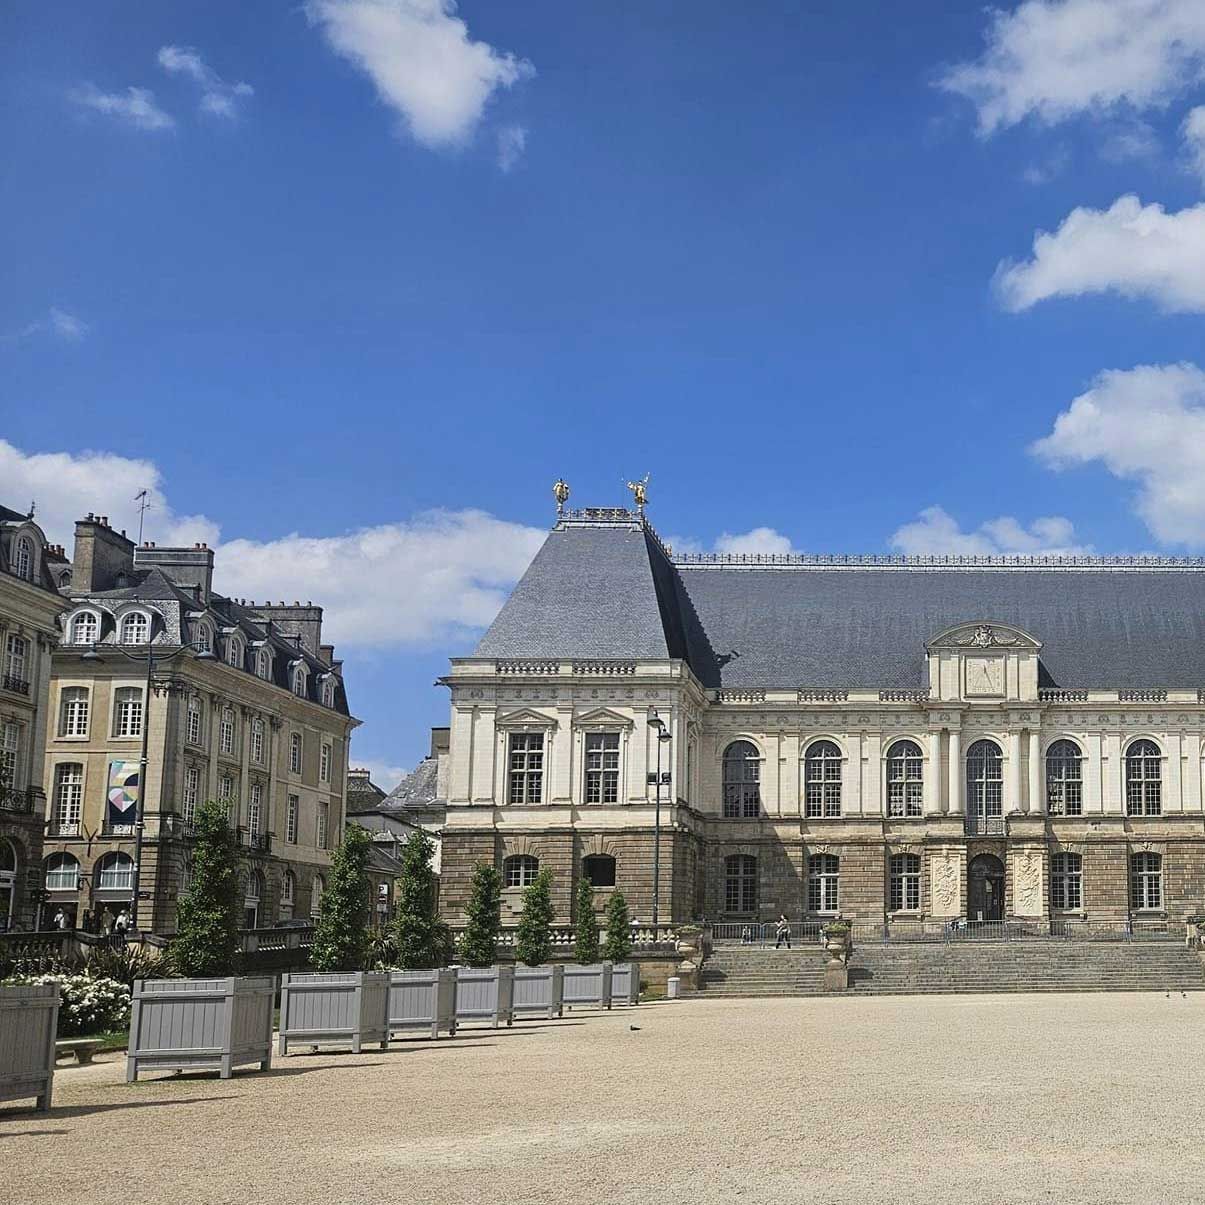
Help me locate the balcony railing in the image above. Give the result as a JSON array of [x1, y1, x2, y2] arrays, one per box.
[[0, 785, 35, 814], [239, 828, 272, 854], [100, 821, 137, 838], [155, 812, 197, 840], [2, 674, 30, 696], [964, 815, 1007, 836], [45, 820, 81, 837]]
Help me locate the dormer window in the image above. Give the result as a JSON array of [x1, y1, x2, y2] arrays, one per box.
[[321, 678, 335, 708], [193, 621, 212, 653], [119, 612, 149, 645], [69, 611, 99, 647], [292, 665, 307, 698], [227, 636, 243, 669], [256, 649, 270, 680], [13, 536, 33, 581]]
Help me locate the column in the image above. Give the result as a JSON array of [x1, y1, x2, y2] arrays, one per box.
[[948, 729, 963, 814], [1008, 730, 1023, 813], [925, 730, 942, 816], [1027, 729, 1041, 815]]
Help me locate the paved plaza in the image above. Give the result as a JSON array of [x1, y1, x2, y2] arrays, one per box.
[[4, 993, 1205, 1204]]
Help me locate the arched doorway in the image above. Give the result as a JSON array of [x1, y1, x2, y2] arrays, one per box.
[[968, 853, 1005, 922], [0, 839, 17, 931]]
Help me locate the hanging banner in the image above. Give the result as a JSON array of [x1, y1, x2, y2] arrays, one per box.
[[107, 761, 140, 829]]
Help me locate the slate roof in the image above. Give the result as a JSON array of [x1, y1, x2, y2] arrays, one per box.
[[382, 757, 440, 810], [473, 515, 1205, 690]]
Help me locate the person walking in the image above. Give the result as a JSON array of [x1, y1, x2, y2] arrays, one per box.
[[53, 907, 69, 931], [774, 913, 792, 949]]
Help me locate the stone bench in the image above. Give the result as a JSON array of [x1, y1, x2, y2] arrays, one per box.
[[56, 1039, 103, 1065]]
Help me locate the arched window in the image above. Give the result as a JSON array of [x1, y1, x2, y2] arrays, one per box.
[[244, 870, 264, 929], [193, 621, 212, 653], [966, 740, 1003, 828], [808, 853, 840, 913], [113, 687, 144, 738], [724, 853, 757, 914], [292, 666, 307, 698], [97, 851, 133, 892], [582, 854, 616, 888], [119, 612, 149, 645], [69, 611, 98, 646], [310, 874, 325, 919], [1051, 852, 1082, 910], [5, 633, 28, 687], [886, 740, 923, 817], [888, 852, 921, 911], [503, 854, 540, 888], [44, 852, 80, 891], [13, 535, 33, 580], [53, 763, 83, 833], [256, 649, 270, 679], [722, 741, 761, 818], [1130, 851, 1162, 911], [1046, 740, 1083, 815], [322, 678, 335, 708], [59, 687, 90, 738], [280, 870, 296, 921], [1126, 740, 1162, 816], [804, 741, 843, 818], [227, 637, 243, 668]]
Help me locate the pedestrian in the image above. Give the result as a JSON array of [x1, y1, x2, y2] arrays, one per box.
[[99, 907, 113, 936], [774, 912, 791, 949], [114, 907, 131, 935], [53, 907, 69, 931]]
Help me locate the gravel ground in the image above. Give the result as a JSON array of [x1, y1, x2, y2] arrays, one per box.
[[4, 993, 1205, 1205]]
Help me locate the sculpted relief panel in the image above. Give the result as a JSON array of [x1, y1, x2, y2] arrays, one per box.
[[1012, 849, 1044, 917], [930, 852, 961, 918]]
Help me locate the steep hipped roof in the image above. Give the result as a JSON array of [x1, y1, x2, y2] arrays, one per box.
[[472, 513, 1205, 690]]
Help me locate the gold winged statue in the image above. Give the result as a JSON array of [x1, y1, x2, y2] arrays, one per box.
[[625, 473, 650, 512]]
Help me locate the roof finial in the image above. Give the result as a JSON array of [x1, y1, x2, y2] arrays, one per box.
[[27, 500, 35, 520], [552, 477, 570, 517], [624, 473, 650, 515]]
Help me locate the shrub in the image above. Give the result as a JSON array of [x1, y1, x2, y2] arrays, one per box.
[[514, 868, 554, 966], [390, 830, 447, 969], [602, 889, 632, 962], [5, 972, 130, 1037], [459, 862, 502, 967], [311, 825, 373, 972], [85, 943, 167, 989], [574, 876, 600, 964], [169, 799, 243, 978]]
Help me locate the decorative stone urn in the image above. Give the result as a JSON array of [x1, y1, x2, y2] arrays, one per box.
[[821, 919, 853, 966], [674, 925, 706, 992]]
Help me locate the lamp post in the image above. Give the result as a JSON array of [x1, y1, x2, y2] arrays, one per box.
[[81, 639, 215, 934], [646, 711, 672, 934]]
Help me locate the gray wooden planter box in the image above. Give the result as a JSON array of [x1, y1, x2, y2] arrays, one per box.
[[0, 983, 59, 1112], [610, 962, 640, 1006], [563, 962, 613, 1009], [279, 972, 390, 1055], [512, 964, 564, 1019], [126, 977, 274, 1082], [454, 965, 514, 1027], [387, 968, 458, 1038]]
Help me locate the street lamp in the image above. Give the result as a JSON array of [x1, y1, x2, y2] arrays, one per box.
[[82, 639, 216, 934], [646, 711, 672, 934]]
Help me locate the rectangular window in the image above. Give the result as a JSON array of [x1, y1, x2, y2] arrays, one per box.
[[1130, 854, 1162, 911], [113, 687, 144, 738], [5, 634, 28, 685], [320, 742, 332, 783], [888, 855, 921, 911], [290, 732, 303, 775], [584, 732, 620, 803], [286, 794, 299, 844], [724, 855, 757, 913], [248, 782, 262, 836], [808, 855, 840, 913], [317, 801, 328, 849], [54, 763, 83, 833], [1050, 853, 1083, 910], [60, 687, 90, 737], [507, 732, 544, 804], [218, 774, 236, 818], [182, 766, 199, 823], [186, 697, 202, 745], [250, 719, 264, 765], [0, 721, 20, 787], [219, 710, 236, 755]]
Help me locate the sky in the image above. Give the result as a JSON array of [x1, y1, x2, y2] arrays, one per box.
[[5, 0, 1205, 786]]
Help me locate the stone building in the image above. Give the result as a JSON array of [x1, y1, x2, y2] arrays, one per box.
[[41, 514, 357, 933], [0, 505, 66, 929], [437, 504, 1205, 932]]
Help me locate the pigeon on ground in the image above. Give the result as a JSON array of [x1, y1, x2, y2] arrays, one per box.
[[629, 1025, 641, 1031]]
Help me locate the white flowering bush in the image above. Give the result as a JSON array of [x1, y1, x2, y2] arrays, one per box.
[[3, 972, 131, 1037]]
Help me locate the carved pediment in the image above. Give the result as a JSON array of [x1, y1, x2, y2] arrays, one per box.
[[926, 622, 1042, 652], [573, 707, 634, 729], [494, 707, 558, 730]]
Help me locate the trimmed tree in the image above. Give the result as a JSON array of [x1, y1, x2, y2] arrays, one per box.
[[311, 824, 372, 972], [459, 862, 502, 967], [574, 875, 600, 964], [514, 868, 554, 966], [169, 799, 242, 978], [601, 888, 632, 962], [391, 829, 445, 969]]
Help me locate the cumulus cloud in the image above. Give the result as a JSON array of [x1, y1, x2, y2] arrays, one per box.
[[496, 124, 526, 171], [350, 758, 408, 791], [996, 194, 1205, 312], [157, 45, 253, 119], [306, 0, 534, 148], [1031, 362, 1205, 545], [890, 506, 1090, 556], [71, 84, 175, 131], [665, 527, 798, 556], [3, 308, 89, 344], [940, 0, 1205, 134], [1184, 105, 1205, 183]]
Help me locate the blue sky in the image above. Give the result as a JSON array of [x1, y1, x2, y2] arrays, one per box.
[[5, 1, 1205, 783]]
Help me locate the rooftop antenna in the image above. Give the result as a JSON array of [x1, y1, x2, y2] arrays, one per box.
[[134, 489, 152, 545]]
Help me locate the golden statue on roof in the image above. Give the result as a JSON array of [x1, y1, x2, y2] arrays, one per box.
[[625, 473, 650, 513], [552, 478, 570, 516]]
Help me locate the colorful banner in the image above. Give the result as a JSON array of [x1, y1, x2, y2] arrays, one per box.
[[107, 760, 140, 828]]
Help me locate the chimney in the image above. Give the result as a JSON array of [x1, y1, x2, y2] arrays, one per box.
[[319, 643, 335, 667], [248, 602, 323, 655], [72, 514, 136, 592], [133, 542, 215, 602]]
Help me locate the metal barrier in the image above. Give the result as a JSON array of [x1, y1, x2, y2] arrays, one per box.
[[711, 922, 824, 947]]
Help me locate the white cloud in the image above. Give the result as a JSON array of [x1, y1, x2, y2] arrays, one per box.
[[350, 758, 408, 791], [996, 194, 1205, 312], [496, 124, 526, 171], [714, 527, 796, 556], [1099, 116, 1161, 161], [71, 84, 175, 131], [1184, 105, 1205, 183], [940, 0, 1205, 134], [1031, 361, 1205, 545], [157, 45, 253, 119], [306, 0, 534, 148], [3, 307, 89, 344], [890, 506, 1090, 556]]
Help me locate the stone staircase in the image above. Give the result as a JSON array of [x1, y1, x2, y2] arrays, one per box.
[[692, 941, 1205, 998]]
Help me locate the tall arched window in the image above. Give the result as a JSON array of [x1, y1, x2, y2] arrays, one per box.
[[244, 870, 264, 929], [722, 741, 761, 818], [310, 874, 325, 918], [886, 740, 923, 817], [1051, 852, 1082, 910], [582, 854, 616, 888], [69, 611, 98, 646], [280, 870, 295, 921], [193, 621, 212, 653], [119, 612, 149, 645], [13, 536, 33, 580], [256, 649, 270, 679], [97, 851, 133, 892], [1045, 740, 1083, 815], [1126, 741, 1162, 816], [1130, 852, 1162, 911], [966, 740, 1003, 829], [807, 853, 840, 913], [724, 853, 757, 914], [292, 666, 307, 698], [322, 678, 335, 707], [804, 741, 843, 818], [44, 852, 80, 891], [227, 637, 243, 668], [503, 854, 539, 888], [888, 852, 921, 911]]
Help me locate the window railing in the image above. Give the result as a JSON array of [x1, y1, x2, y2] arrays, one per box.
[[239, 828, 272, 854], [964, 816, 1007, 836], [2, 674, 30, 696], [101, 821, 137, 837], [0, 786, 34, 813], [45, 819, 81, 837], [1038, 688, 1088, 702]]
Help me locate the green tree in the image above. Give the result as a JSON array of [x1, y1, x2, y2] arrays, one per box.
[[311, 825, 372, 972], [458, 861, 502, 967], [574, 874, 600, 964], [390, 829, 446, 969], [169, 799, 242, 978], [514, 868, 554, 966], [601, 888, 632, 962]]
